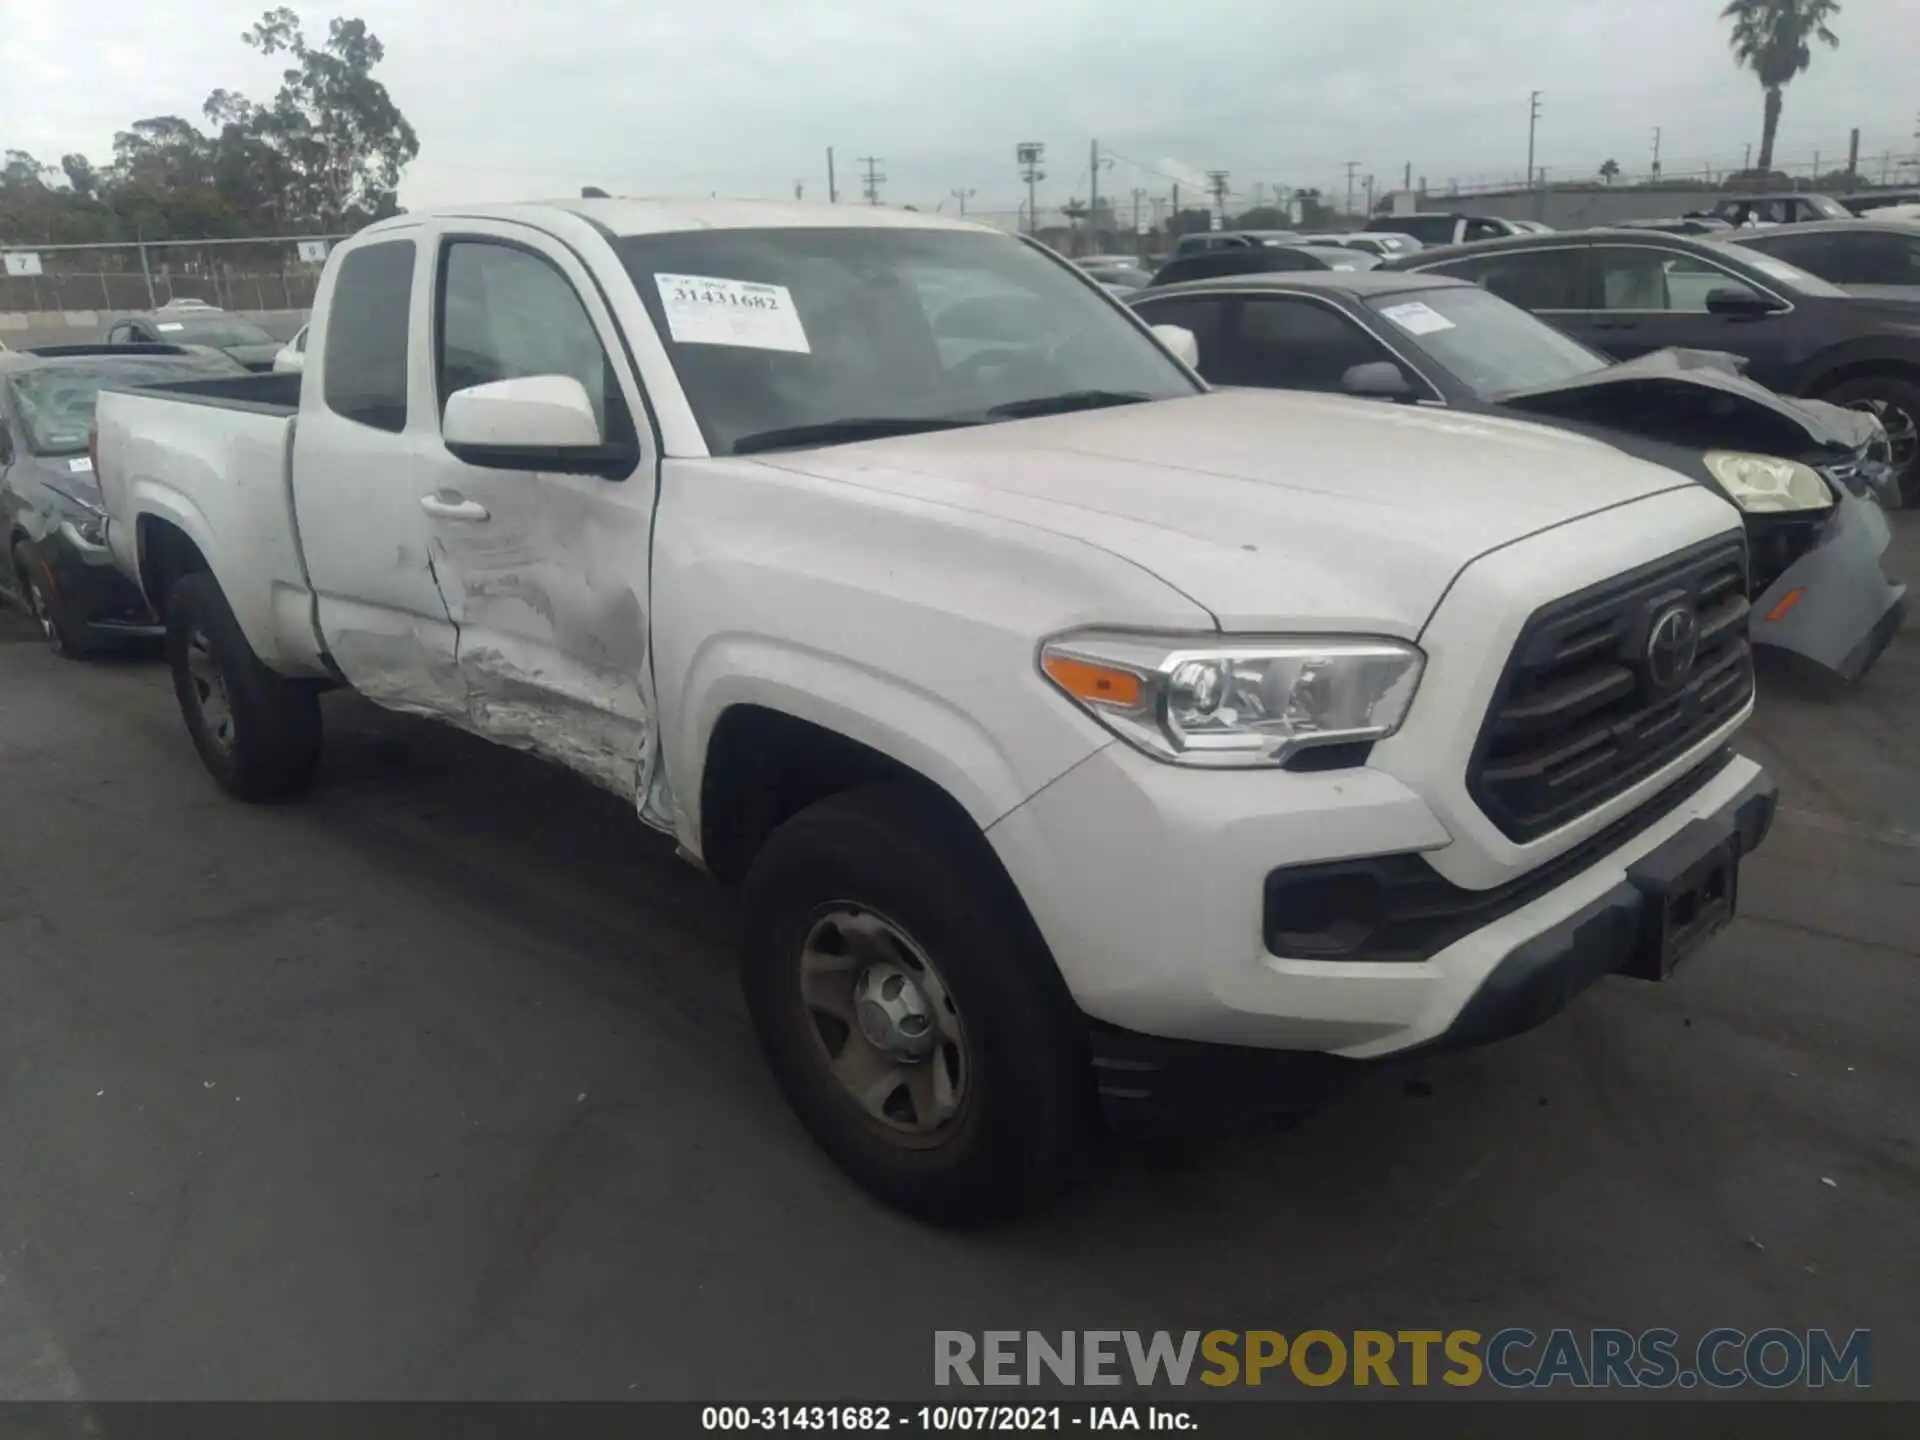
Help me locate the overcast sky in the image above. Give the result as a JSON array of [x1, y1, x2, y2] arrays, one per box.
[[3, 0, 1915, 219]]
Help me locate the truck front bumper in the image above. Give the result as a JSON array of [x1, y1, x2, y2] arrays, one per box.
[[987, 742, 1776, 1111]]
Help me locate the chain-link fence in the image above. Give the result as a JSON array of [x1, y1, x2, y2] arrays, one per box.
[[0, 236, 346, 313]]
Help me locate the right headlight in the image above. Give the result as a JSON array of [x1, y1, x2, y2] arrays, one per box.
[[1703, 450, 1834, 513], [1039, 630, 1425, 768]]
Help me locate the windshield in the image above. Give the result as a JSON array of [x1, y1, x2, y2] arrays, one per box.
[[1368, 284, 1607, 395], [1701, 241, 1849, 297], [614, 227, 1198, 455], [151, 314, 277, 347], [5, 354, 243, 453]]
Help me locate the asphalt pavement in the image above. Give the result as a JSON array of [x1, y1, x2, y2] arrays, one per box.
[[0, 522, 1916, 1403]]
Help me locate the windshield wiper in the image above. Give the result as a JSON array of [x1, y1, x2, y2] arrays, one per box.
[[730, 416, 980, 455], [986, 390, 1155, 420]]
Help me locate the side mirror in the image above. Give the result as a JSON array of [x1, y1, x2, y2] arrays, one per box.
[[1341, 361, 1415, 401], [1151, 323, 1200, 369], [1705, 287, 1786, 318], [442, 373, 638, 478]]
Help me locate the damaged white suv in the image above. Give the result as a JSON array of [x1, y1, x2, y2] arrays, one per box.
[[94, 200, 1777, 1224]]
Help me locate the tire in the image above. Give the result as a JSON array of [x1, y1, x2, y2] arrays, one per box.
[[740, 782, 1091, 1226], [1818, 373, 1920, 509], [164, 570, 322, 800], [11, 539, 90, 659]]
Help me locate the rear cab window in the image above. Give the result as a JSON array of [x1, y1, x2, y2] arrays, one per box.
[[323, 239, 415, 432]]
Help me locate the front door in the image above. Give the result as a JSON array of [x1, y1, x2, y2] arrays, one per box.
[[291, 234, 468, 720], [414, 223, 660, 800], [1579, 243, 1797, 383]]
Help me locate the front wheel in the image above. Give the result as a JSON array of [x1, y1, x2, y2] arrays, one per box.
[[164, 571, 322, 800], [740, 783, 1091, 1226], [1820, 373, 1920, 509]]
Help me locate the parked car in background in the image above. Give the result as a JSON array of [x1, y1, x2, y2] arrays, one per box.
[[1385, 228, 1920, 506], [1508, 220, 1556, 234], [1708, 194, 1854, 228], [1151, 245, 1378, 286], [1366, 212, 1532, 246], [1868, 203, 1920, 226], [1076, 260, 1153, 292], [1618, 217, 1735, 236], [1728, 219, 1920, 299], [274, 324, 309, 373], [0, 343, 248, 655], [94, 198, 1777, 1223], [1307, 232, 1422, 258], [1169, 229, 1303, 259], [1130, 270, 1905, 683], [105, 303, 285, 371], [1840, 189, 1920, 217]]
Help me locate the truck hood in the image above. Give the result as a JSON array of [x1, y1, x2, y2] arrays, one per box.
[[1497, 347, 1879, 458], [748, 389, 1698, 633]]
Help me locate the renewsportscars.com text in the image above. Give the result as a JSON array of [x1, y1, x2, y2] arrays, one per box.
[[934, 1328, 1871, 1390]]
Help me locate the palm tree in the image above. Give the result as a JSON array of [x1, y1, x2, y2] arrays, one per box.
[[1721, 0, 1841, 173], [1599, 159, 1621, 184]]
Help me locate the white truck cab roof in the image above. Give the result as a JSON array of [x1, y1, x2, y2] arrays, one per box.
[[359, 197, 994, 241]]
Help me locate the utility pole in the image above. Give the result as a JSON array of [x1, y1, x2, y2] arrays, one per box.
[[1364, 174, 1376, 215], [1743, 141, 1752, 173], [858, 156, 886, 206], [1527, 90, 1542, 187], [826, 148, 838, 204], [1206, 169, 1230, 223], [949, 187, 975, 215], [1847, 127, 1860, 181], [1131, 187, 1146, 238], [1089, 139, 1100, 232], [1343, 160, 1359, 217], [1016, 142, 1046, 235], [1652, 127, 1663, 181], [1403, 160, 1412, 192]]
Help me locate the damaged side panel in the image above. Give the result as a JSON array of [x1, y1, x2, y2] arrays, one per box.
[[422, 468, 661, 814]]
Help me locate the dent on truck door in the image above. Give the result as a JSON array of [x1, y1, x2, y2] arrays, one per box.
[[419, 235, 658, 800]]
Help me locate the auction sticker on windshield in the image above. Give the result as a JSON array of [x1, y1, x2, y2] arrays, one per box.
[[654, 273, 811, 354], [1379, 301, 1456, 336]]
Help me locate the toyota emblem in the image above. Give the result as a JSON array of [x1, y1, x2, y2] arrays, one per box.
[[1646, 605, 1700, 690]]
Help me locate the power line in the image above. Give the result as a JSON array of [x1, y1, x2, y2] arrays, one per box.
[[857, 156, 887, 206]]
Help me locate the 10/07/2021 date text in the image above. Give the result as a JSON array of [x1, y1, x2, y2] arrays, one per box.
[[701, 1406, 1197, 1432]]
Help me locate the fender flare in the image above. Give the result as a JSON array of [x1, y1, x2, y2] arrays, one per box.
[[673, 633, 1062, 845]]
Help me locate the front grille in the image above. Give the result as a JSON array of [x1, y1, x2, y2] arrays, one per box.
[[1469, 537, 1753, 844]]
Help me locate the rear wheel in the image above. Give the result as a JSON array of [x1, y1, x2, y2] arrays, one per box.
[[10, 539, 88, 658], [164, 571, 322, 800], [1820, 373, 1920, 508], [740, 783, 1091, 1226]]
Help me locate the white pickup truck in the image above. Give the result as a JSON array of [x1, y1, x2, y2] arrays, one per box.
[[95, 200, 1778, 1224]]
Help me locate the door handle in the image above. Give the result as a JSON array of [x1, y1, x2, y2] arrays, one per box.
[[420, 493, 490, 522], [1588, 320, 1634, 331]]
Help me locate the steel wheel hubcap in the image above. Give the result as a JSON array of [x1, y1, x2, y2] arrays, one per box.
[[186, 628, 236, 753], [799, 907, 969, 1137]]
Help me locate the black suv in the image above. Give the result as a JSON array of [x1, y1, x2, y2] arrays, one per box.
[[1729, 220, 1920, 297], [1385, 228, 1920, 505]]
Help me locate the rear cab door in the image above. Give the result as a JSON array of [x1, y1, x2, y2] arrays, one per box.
[[411, 215, 661, 799], [292, 228, 468, 719]]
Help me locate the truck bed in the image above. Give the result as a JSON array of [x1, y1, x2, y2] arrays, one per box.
[[94, 378, 328, 676], [125, 370, 301, 416]]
